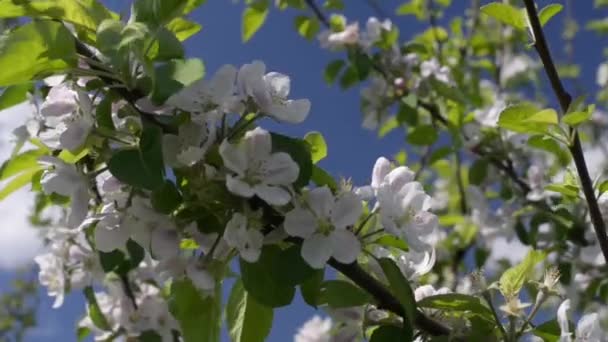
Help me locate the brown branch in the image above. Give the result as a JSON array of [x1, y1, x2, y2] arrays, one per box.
[[304, 0, 329, 27], [523, 0, 608, 264]]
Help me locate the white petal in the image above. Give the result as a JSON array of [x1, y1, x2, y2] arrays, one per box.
[[254, 184, 291, 206], [186, 264, 215, 291], [41, 84, 78, 117], [329, 230, 360, 264], [94, 226, 130, 252], [226, 175, 255, 198], [301, 234, 333, 269], [386, 167, 415, 191], [220, 139, 248, 175], [267, 99, 310, 124], [224, 213, 247, 248], [244, 127, 273, 159], [237, 60, 266, 97], [284, 207, 317, 238], [576, 313, 601, 341], [331, 192, 362, 229], [177, 146, 205, 166], [59, 117, 92, 151], [150, 228, 180, 260], [262, 152, 299, 185], [264, 72, 291, 98], [68, 187, 89, 228], [240, 229, 264, 262], [209, 64, 237, 104], [371, 157, 391, 188], [308, 186, 334, 218], [557, 299, 571, 338]]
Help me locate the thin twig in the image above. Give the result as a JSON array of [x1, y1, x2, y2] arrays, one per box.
[[304, 0, 329, 27], [523, 0, 608, 264]]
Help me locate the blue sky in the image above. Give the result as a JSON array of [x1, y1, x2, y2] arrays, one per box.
[[0, 0, 605, 341]]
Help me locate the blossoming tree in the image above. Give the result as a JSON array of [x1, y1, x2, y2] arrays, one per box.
[[0, 0, 607, 341]]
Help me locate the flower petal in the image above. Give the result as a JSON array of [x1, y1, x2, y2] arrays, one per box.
[[557, 299, 571, 338], [371, 157, 391, 188], [245, 127, 272, 160], [254, 184, 291, 206], [284, 207, 317, 238], [301, 233, 332, 269], [308, 186, 334, 219], [329, 229, 361, 264], [264, 72, 291, 98], [267, 99, 310, 124], [262, 152, 299, 185], [226, 175, 255, 198], [331, 192, 362, 229], [68, 187, 89, 228], [220, 139, 248, 175], [94, 226, 130, 252]]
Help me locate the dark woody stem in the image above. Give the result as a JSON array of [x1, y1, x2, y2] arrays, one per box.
[[523, 0, 608, 264]]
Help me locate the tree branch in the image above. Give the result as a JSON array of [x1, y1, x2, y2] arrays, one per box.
[[304, 0, 329, 27], [523, 0, 608, 263]]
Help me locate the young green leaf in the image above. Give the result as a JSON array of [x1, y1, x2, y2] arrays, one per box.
[[416, 293, 494, 322], [0, 84, 31, 111], [0, 168, 43, 201], [499, 250, 546, 298], [226, 280, 274, 342], [538, 4, 564, 26], [83, 286, 110, 331], [304, 131, 327, 164], [151, 58, 205, 104], [480, 2, 526, 29], [317, 280, 372, 308], [242, 0, 270, 42], [294, 16, 320, 41], [407, 125, 438, 146], [169, 279, 222, 342], [562, 110, 592, 127]]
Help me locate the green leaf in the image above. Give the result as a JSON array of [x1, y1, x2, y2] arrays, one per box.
[[83, 287, 110, 331], [499, 250, 546, 297], [274, 246, 317, 287], [372, 235, 409, 252], [133, 0, 189, 26], [545, 183, 579, 198], [0, 0, 116, 32], [369, 325, 404, 342], [498, 104, 558, 134], [151, 58, 205, 104], [311, 165, 337, 191], [324, 59, 345, 84], [151, 181, 182, 214], [318, 280, 372, 308], [226, 279, 273, 342], [146, 27, 185, 61], [378, 258, 416, 340], [300, 270, 324, 307], [532, 319, 561, 342], [469, 159, 488, 186], [599, 180, 608, 195], [407, 125, 438, 146], [242, 0, 269, 42], [167, 18, 202, 42], [239, 246, 296, 308], [0, 168, 42, 201], [108, 125, 165, 190], [304, 131, 327, 164], [0, 21, 77, 86], [76, 327, 90, 342], [562, 110, 592, 127], [539, 4, 563, 26], [527, 135, 570, 165], [0, 83, 31, 110], [396, 0, 426, 19], [294, 16, 320, 40], [271, 133, 313, 188], [480, 2, 526, 29], [0, 149, 48, 180], [58, 148, 89, 164], [416, 294, 494, 322], [169, 279, 222, 342]]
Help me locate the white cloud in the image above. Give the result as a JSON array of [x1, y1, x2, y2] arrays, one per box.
[[0, 102, 43, 270]]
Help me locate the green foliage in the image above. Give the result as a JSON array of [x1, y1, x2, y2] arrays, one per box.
[[239, 246, 297, 308], [0, 21, 77, 86], [378, 258, 416, 340], [480, 3, 526, 30], [532, 319, 561, 342], [133, 0, 191, 27], [468, 159, 488, 186], [538, 4, 564, 26], [151, 58, 205, 104], [324, 60, 345, 84], [369, 325, 404, 342], [242, 0, 269, 42], [311, 165, 338, 191], [108, 125, 165, 190], [498, 104, 558, 134], [83, 287, 110, 331], [226, 280, 273, 342], [416, 294, 494, 322], [407, 125, 438, 146], [169, 279, 222, 342], [317, 280, 372, 307], [372, 235, 409, 252], [304, 131, 327, 164], [151, 181, 182, 214], [396, 0, 426, 20], [294, 16, 320, 41], [300, 270, 324, 307], [0, 84, 31, 111], [499, 250, 546, 298]]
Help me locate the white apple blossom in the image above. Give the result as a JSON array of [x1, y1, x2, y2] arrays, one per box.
[[360, 17, 393, 49], [167, 64, 238, 113], [284, 186, 362, 268], [224, 212, 264, 263], [186, 261, 216, 292], [220, 127, 299, 206], [35, 252, 66, 308], [294, 315, 332, 342], [38, 156, 90, 228], [364, 157, 438, 251], [237, 61, 311, 123], [558, 299, 604, 342], [162, 117, 218, 167], [420, 58, 453, 85], [597, 63, 608, 87]]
